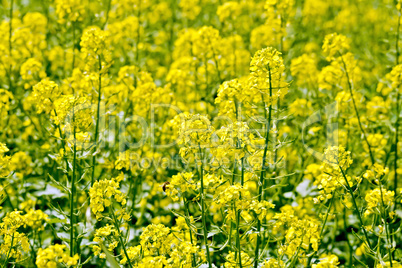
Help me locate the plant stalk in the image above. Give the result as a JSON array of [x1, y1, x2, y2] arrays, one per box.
[[254, 65, 273, 268]]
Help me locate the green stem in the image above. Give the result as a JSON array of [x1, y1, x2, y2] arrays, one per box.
[[307, 193, 335, 266], [130, 176, 138, 211], [236, 210, 242, 268], [395, 92, 400, 197], [135, 2, 141, 66], [91, 55, 102, 186], [70, 104, 77, 257], [29, 231, 37, 263], [339, 55, 375, 165], [3, 187, 14, 210], [52, 104, 70, 174], [184, 199, 197, 267], [320, 194, 335, 237], [72, 21, 75, 72], [8, 0, 14, 92], [103, 0, 112, 29], [378, 184, 393, 266], [110, 208, 134, 268], [254, 65, 273, 268], [207, 37, 223, 83], [394, 93, 400, 199], [2, 234, 14, 268], [228, 158, 236, 248], [236, 157, 245, 268], [198, 144, 212, 268], [343, 207, 353, 268], [396, 9, 400, 66], [287, 233, 305, 267], [339, 166, 372, 250], [394, 8, 401, 201]]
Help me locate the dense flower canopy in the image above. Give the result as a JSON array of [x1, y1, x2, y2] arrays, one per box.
[[0, 0, 402, 267]]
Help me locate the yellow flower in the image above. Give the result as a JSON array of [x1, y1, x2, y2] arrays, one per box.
[[32, 79, 61, 114], [165, 172, 196, 201], [24, 209, 49, 231], [0, 143, 11, 177], [140, 224, 172, 255], [289, 98, 313, 117], [0, 89, 13, 119], [291, 54, 318, 85], [217, 2, 241, 22], [89, 177, 127, 220], [179, 0, 201, 20], [377, 261, 402, 268], [54, 0, 85, 23], [323, 146, 353, 170], [224, 251, 253, 268], [9, 151, 32, 177], [0, 211, 30, 261], [312, 254, 340, 268], [92, 224, 120, 258], [261, 258, 284, 268], [322, 33, 350, 60], [365, 188, 394, 216], [250, 47, 289, 105], [36, 244, 79, 268], [80, 26, 112, 71], [20, 58, 46, 89], [120, 245, 141, 264]]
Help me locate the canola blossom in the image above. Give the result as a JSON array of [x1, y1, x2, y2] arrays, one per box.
[[1, 0, 402, 267]]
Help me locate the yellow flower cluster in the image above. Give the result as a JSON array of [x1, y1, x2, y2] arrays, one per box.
[[215, 78, 259, 120], [261, 258, 284, 267], [0, 143, 11, 177], [224, 251, 253, 268], [24, 209, 49, 231], [313, 146, 356, 203], [120, 245, 141, 265], [213, 122, 256, 162], [214, 183, 275, 221], [0, 89, 13, 119], [250, 47, 289, 105], [32, 79, 61, 114], [165, 172, 196, 201], [363, 163, 389, 184], [365, 188, 395, 216], [89, 176, 127, 220], [36, 244, 79, 268], [322, 33, 350, 60], [0, 211, 30, 261], [323, 146, 353, 169], [377, 261, 402, 268], [51, 95, 92, 132], [133, 223, 202, 267], [290, 54, 318, 86], [312, 254, 340, 268], [2, 0, 402, 267], [275, 210, 320, 259], [378, 64, 402, 94], [20, 58, 46, 89], [80, 26, 112, 71], [92, 224, 119, 258], [178, 114, 214, 162], [54, 0, 85, 23], [140, 223, 171, 255]]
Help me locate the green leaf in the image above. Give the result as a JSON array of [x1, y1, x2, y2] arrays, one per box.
[[207, 228, 221, 238], [36, 185, 67, 198], [100, 244, 121, 268]]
